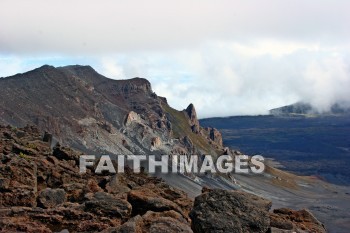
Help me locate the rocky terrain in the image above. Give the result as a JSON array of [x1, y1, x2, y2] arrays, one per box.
[[0, 65, 333, 232], [0, 125, 326, 232], [0, 65, 246, 197]]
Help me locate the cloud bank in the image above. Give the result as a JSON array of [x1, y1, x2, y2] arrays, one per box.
[[97, 42, 350, 117], [1, 0, 350, 117]]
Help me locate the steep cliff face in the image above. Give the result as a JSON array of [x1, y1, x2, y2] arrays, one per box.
[[0, 65, 221, 157]]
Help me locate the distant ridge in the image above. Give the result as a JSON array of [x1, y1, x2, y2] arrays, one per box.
[[269, 102, 350, 116]]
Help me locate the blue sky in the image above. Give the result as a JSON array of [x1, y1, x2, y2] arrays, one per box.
[[1, 0, 350, 117]]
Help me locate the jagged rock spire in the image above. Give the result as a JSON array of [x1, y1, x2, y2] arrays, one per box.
[[185, 103, 200, 133]]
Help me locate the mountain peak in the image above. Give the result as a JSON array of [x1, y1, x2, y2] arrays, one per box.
[[58, 64, 96, 73], [39, 64, 55, 69]]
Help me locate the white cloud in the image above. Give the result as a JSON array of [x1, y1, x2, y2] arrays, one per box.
[[301, 55, 350, 112], [1, 1, 350, 117], [228, 40, 321, 58], [1, 0, 350, 54]]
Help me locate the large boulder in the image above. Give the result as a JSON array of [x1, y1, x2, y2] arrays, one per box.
[[37, 188, 66, 208], [100, 211, 193, 233], [270, 208, 326, 233], [141, 210, 193, 233], [100, 215, 144, 233], [128, 186, 185, 217], [189, 189, 271, 233], [84, 192, 132, 219], [105, 174, 131, 195], [52, 145, 80, 163]]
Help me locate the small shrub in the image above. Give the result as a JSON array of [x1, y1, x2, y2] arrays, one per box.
[[27, 143, 37, 150], [19, 152, 30, 160]]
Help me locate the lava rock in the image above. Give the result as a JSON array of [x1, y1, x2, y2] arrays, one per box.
[[38, 188, 66, 208], [128, 186, 184, 217], [84, 192, 132, 219], [271, 208, 326, 233], [190, 189, 271, 233]]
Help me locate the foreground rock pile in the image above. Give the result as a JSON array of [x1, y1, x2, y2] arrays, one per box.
[[0, 125, 326, 232], [0, 125, 192, 233]]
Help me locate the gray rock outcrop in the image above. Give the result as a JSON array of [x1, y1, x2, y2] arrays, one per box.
[[190, 189, 271, 233]]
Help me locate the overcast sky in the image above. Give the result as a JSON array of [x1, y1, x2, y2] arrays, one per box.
[[1, 0, 350, 118]]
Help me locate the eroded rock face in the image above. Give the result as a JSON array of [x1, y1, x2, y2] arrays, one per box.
[[124, 111, 142, 126], [209, 128, 223, 146], [190, 189, 272, 233], [182, 136, 194, 153], [118, 77, 152, 95], [201, 127, 223, 148], [151, 137, 162, 149]]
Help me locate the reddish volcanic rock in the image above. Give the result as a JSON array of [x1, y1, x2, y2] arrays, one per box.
[[0, 125, 194, 232], [270, 208, 326, 233]]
